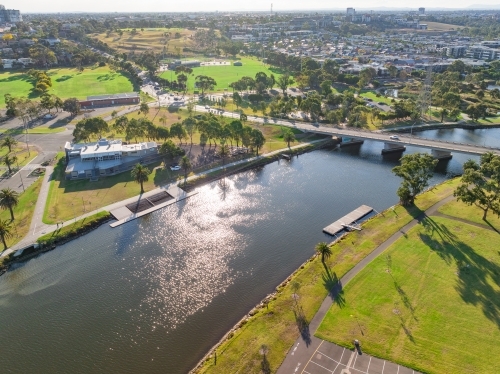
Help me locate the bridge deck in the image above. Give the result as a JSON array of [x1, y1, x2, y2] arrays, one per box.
[[323, 205, 373, 236]]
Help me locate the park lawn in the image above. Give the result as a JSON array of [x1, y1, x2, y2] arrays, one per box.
[[360, 91, 395, 105], [438, 199, 500, 229], [0, 176, 43, 251], [43, 156, 176, 224], [161, 57, 287, 93], [197, 179, 460, 373], [0, 71, 33, 106], [0, 66, 134, 108], [316, 214, 500, 374], [478, 116, 500, 124]]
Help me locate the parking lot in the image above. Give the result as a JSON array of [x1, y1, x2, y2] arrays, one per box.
[[299, 341, 419, 374]]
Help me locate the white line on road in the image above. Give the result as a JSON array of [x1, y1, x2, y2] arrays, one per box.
[[310, 360, 334, 373]]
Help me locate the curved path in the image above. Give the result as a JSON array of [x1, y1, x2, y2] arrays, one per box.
[[277, 194, 456, 374]]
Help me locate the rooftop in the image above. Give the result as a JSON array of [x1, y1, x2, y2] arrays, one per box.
[[86, 92, 139, 101]]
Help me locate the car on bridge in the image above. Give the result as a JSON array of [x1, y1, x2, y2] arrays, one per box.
[[389, 135, 400, 140]]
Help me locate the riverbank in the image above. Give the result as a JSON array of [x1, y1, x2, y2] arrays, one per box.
[[182, 139, 334, 192], [0, 212, 111, 276], [193, 178, 461, 373], [386, 121, 500, 133]]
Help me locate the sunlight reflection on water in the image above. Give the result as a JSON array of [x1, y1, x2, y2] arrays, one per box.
[[130, 176, 270, 331]]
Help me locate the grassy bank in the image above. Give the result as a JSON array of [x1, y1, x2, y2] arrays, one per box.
[[0, 176, 43, 251], [195, 178, 460, 373], [37, 211, 111, 246], [316, 213, 500, 374]]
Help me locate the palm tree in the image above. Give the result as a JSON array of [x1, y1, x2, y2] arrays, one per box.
[[131, 164, 151, 194], [0, 188, 19, 221], [315, 242, 332, 265], [1, 136, 17, 153], [2, 154, 17, 174], [283, 129, 296, 149], [217, 144, 230, 168], [0, 219, 13, 249], [180, 155, 191, 185]]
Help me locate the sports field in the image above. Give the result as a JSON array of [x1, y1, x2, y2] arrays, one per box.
[[160, 57, 287, 93], [316, 211, 500, 374], [0, 66, 134, 107]]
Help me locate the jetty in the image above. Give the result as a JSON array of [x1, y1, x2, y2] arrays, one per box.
[[109, 185, 197, 227], [323, 205, 373, 236]]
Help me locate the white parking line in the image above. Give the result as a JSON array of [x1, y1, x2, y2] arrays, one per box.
[[310, 360, 334, 373], [367, 357, 372, 373], [382, 361, 386, 374]]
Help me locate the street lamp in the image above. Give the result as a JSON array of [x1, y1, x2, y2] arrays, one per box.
[[15, 159, 25, 192], [409, 121, 416, 144]]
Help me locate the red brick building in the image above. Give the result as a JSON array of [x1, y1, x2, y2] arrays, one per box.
[[79, 93, 140, 109]]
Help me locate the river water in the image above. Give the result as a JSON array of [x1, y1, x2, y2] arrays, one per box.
[[0, 128, 497, 373]]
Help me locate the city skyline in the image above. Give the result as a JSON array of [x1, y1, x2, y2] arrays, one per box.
[[9, 0, 500, 14]]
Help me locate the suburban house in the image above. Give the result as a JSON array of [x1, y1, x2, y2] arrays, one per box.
[[64, 139, 159, 180], [79, 92, 140, 109]]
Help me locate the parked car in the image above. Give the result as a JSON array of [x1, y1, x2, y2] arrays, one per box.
[[44, 113, 55, 119], [378, 102, 385, 105], [389, 135, 399, 140], [170, 165, 181, 171]]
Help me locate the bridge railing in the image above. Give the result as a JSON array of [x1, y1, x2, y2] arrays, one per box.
[[328, 126, 500, 151]]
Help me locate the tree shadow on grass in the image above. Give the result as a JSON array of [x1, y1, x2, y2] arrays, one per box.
[[261, 355, 271, 374], [418, 216, 500, 329], [293, 303, 311, 347], [322, 265, 346, 308]]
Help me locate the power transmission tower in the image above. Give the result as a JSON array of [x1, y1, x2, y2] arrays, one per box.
[[418, 66, 432, 120]]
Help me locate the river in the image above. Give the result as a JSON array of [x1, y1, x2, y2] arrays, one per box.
[[0, 127, 497, 373]]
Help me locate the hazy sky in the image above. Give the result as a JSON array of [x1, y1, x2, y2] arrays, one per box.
[[11, 0, 500, 13]]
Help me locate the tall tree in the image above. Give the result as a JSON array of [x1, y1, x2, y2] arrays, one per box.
[[62, 98, 81, 116], [1, 136, 18, 153], [392, 153, 438, 206], [454, 152, 500, 220], [0, 188, 19, 221], [315, 242, 332, 265], [131, 164, 151, 194], [195, 75, 217, 95], [0, 219, 13, 249], [251, 128, 266, 155], [283, 128, 296, 149], [139, 102, 150, 117], [180, 155, 192, 184], [2, 154, 17, 174]]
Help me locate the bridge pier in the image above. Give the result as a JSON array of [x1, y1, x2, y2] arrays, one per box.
[[381, 142, 406, 155], [338, 136, 364, 148], [431, 149, 453, 160]]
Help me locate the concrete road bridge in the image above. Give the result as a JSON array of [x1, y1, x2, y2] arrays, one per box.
[[196, 106, 500, 159]]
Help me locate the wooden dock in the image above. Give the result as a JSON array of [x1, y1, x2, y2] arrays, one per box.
[[323, 205, 373, 236]]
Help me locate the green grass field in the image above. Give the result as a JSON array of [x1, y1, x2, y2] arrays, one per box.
[[161, 57, 286, 93], [360, 91, 395, 105], [197, 179, 461, 373], [0, 66, 134, 107], [316, 213, 500, 374], [0, 176, 43, 251]]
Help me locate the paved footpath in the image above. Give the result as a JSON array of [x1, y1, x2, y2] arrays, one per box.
[[277, 195, 455, 374], [1, 140, 325, 258]]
